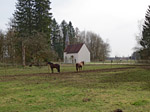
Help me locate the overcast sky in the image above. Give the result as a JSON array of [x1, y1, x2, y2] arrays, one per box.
[[0, 0, 149, 57]]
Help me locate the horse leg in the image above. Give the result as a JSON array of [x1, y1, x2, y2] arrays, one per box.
[[57, 66, 60, 73], [76, 64, 78, 72], [48, 65, 50, 73], [51, 67, 53, 73], [79, 66, 82, 71]]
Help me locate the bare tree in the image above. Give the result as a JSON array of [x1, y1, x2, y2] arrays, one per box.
[[78, 31, 110, 61], [134, 19, 144, 51]]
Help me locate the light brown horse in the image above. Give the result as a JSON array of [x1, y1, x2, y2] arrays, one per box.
[[76, 61, 84, 72]]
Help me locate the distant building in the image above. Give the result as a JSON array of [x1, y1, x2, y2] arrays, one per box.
[[64, 43, 90, 63]]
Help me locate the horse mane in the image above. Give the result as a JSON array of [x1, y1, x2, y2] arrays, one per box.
[[47, 62, 53, 64]]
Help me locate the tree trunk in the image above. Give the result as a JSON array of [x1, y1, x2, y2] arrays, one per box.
[[22, 42, 26, 67]]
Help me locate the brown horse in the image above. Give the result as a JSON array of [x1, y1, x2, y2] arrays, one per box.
[[47, 62, 60, 73], [76, 61, 84, 72]]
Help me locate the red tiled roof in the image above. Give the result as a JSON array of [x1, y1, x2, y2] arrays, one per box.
[[64, 43, 84, 54]]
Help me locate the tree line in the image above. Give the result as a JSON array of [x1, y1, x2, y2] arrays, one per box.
[[0, 0, 110, 66]]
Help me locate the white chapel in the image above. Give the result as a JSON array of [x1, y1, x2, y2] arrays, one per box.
[[64, 43, 90, 63]]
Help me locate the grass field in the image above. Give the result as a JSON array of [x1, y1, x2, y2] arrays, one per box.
[[0, 64, 150, 112]]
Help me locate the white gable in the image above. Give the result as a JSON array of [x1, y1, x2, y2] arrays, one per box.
[[78, 44, 90, 63]]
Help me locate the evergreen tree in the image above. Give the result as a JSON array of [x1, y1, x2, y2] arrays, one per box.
[[0, 30, 5, 62], [51, 18, 60, 49], [140, 5, 150, 59], [68, 21, 76, 44], [60, 20, 68, 50], [34, 0, 52, 39], [13, 0, 35, 66], [51, 18, 63, 59], [13, 0, 34, 37], [56, 28, 63, 60], [13, 0, 53, 65], [14, 0, 52, 38]]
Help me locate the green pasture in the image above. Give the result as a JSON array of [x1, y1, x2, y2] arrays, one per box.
[[0, 64, 150, 112]]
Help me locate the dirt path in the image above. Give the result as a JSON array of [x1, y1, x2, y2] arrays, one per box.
[[0, 67, 135, 79]]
